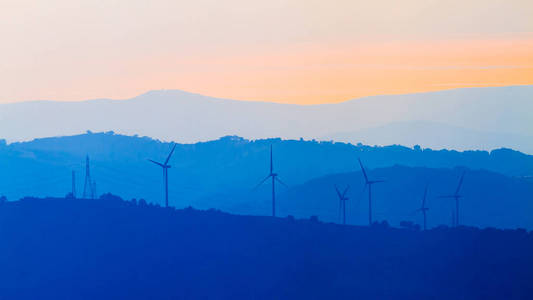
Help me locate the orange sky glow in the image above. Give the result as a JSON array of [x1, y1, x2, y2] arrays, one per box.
[[1, 0, 532, 104], [143, 37, 533, 104]]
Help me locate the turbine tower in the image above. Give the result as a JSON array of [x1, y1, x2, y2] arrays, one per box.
[[416, 184, 429, 230], [358, 158, 385, 225], [335, 184, 350, 225], [253, 145, 288, 217], [439, 171, 465, 227], [149, 143, 177, 208], [71, 170, 76, 199]]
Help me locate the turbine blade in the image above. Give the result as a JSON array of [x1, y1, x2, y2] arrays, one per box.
[[358, 183, 368, 199], [342, 185, 350, 198], [164, 143, 177, 165], [275, 177, 289, 188], [334, 185, 342, 199], [455, 171, 465, 195], [148, 159, 164, 167], [358, 158, 369, 183], [252, 175, 271, 191]]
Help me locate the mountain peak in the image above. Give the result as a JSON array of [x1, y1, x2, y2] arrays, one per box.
[[133, 89, 223, 102]]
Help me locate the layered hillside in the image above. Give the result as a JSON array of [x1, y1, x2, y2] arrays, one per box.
[[1, 132, 532, 228]]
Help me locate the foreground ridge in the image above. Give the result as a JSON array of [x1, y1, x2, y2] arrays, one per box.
[[0, 195, 532, 300]]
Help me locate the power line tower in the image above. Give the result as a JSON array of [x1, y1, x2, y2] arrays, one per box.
[[71, 170, 76, 198], [83, 155, 93, 199]]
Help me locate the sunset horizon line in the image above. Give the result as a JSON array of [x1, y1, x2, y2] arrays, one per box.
[[3, 84, 532, 106]]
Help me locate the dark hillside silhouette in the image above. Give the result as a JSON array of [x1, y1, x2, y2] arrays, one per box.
[[0, 195, 532, 299]]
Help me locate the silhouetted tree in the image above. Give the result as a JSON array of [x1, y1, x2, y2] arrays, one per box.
[[400, 221, 420, 230], [287, 215, 295, 224], [99, 193, 122, 202], [310, 215, 320, 223]]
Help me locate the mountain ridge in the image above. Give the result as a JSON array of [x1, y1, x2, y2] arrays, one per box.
[[4, 85, 532, 106], [1, 132, 533, 229], [1, 196, 532, 299], [1, 85, 532, 153]]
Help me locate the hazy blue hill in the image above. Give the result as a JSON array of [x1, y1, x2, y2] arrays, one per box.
[[5, 132, 533, 176], [0, 196, 532, 299], [1, 86, 532, 153], [325, 120, 533, 153], [1, 132, 533, 229], [279, 165, 533, 229]]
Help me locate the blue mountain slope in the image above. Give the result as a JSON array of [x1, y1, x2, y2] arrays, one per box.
[[325, 120, 533, 153], [279, 165, 533, 229], [0, 132, 532, 229]]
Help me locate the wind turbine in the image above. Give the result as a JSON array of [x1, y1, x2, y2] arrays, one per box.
[[416, 184, 429, 230], [335, 184, 350, 225], [439, 171, 465, 227], [253, 145, 288, 217], [148, 143, 177, 208], [358, 158, 385, 225]]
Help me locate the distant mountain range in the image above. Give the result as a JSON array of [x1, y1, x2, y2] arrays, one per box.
[[1, 86, 532, 153], [325, 120, 533, 153], [1, 132, 532, 229]]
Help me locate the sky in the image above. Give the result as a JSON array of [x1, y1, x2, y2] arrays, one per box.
[[1, 0, 532, 104]]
